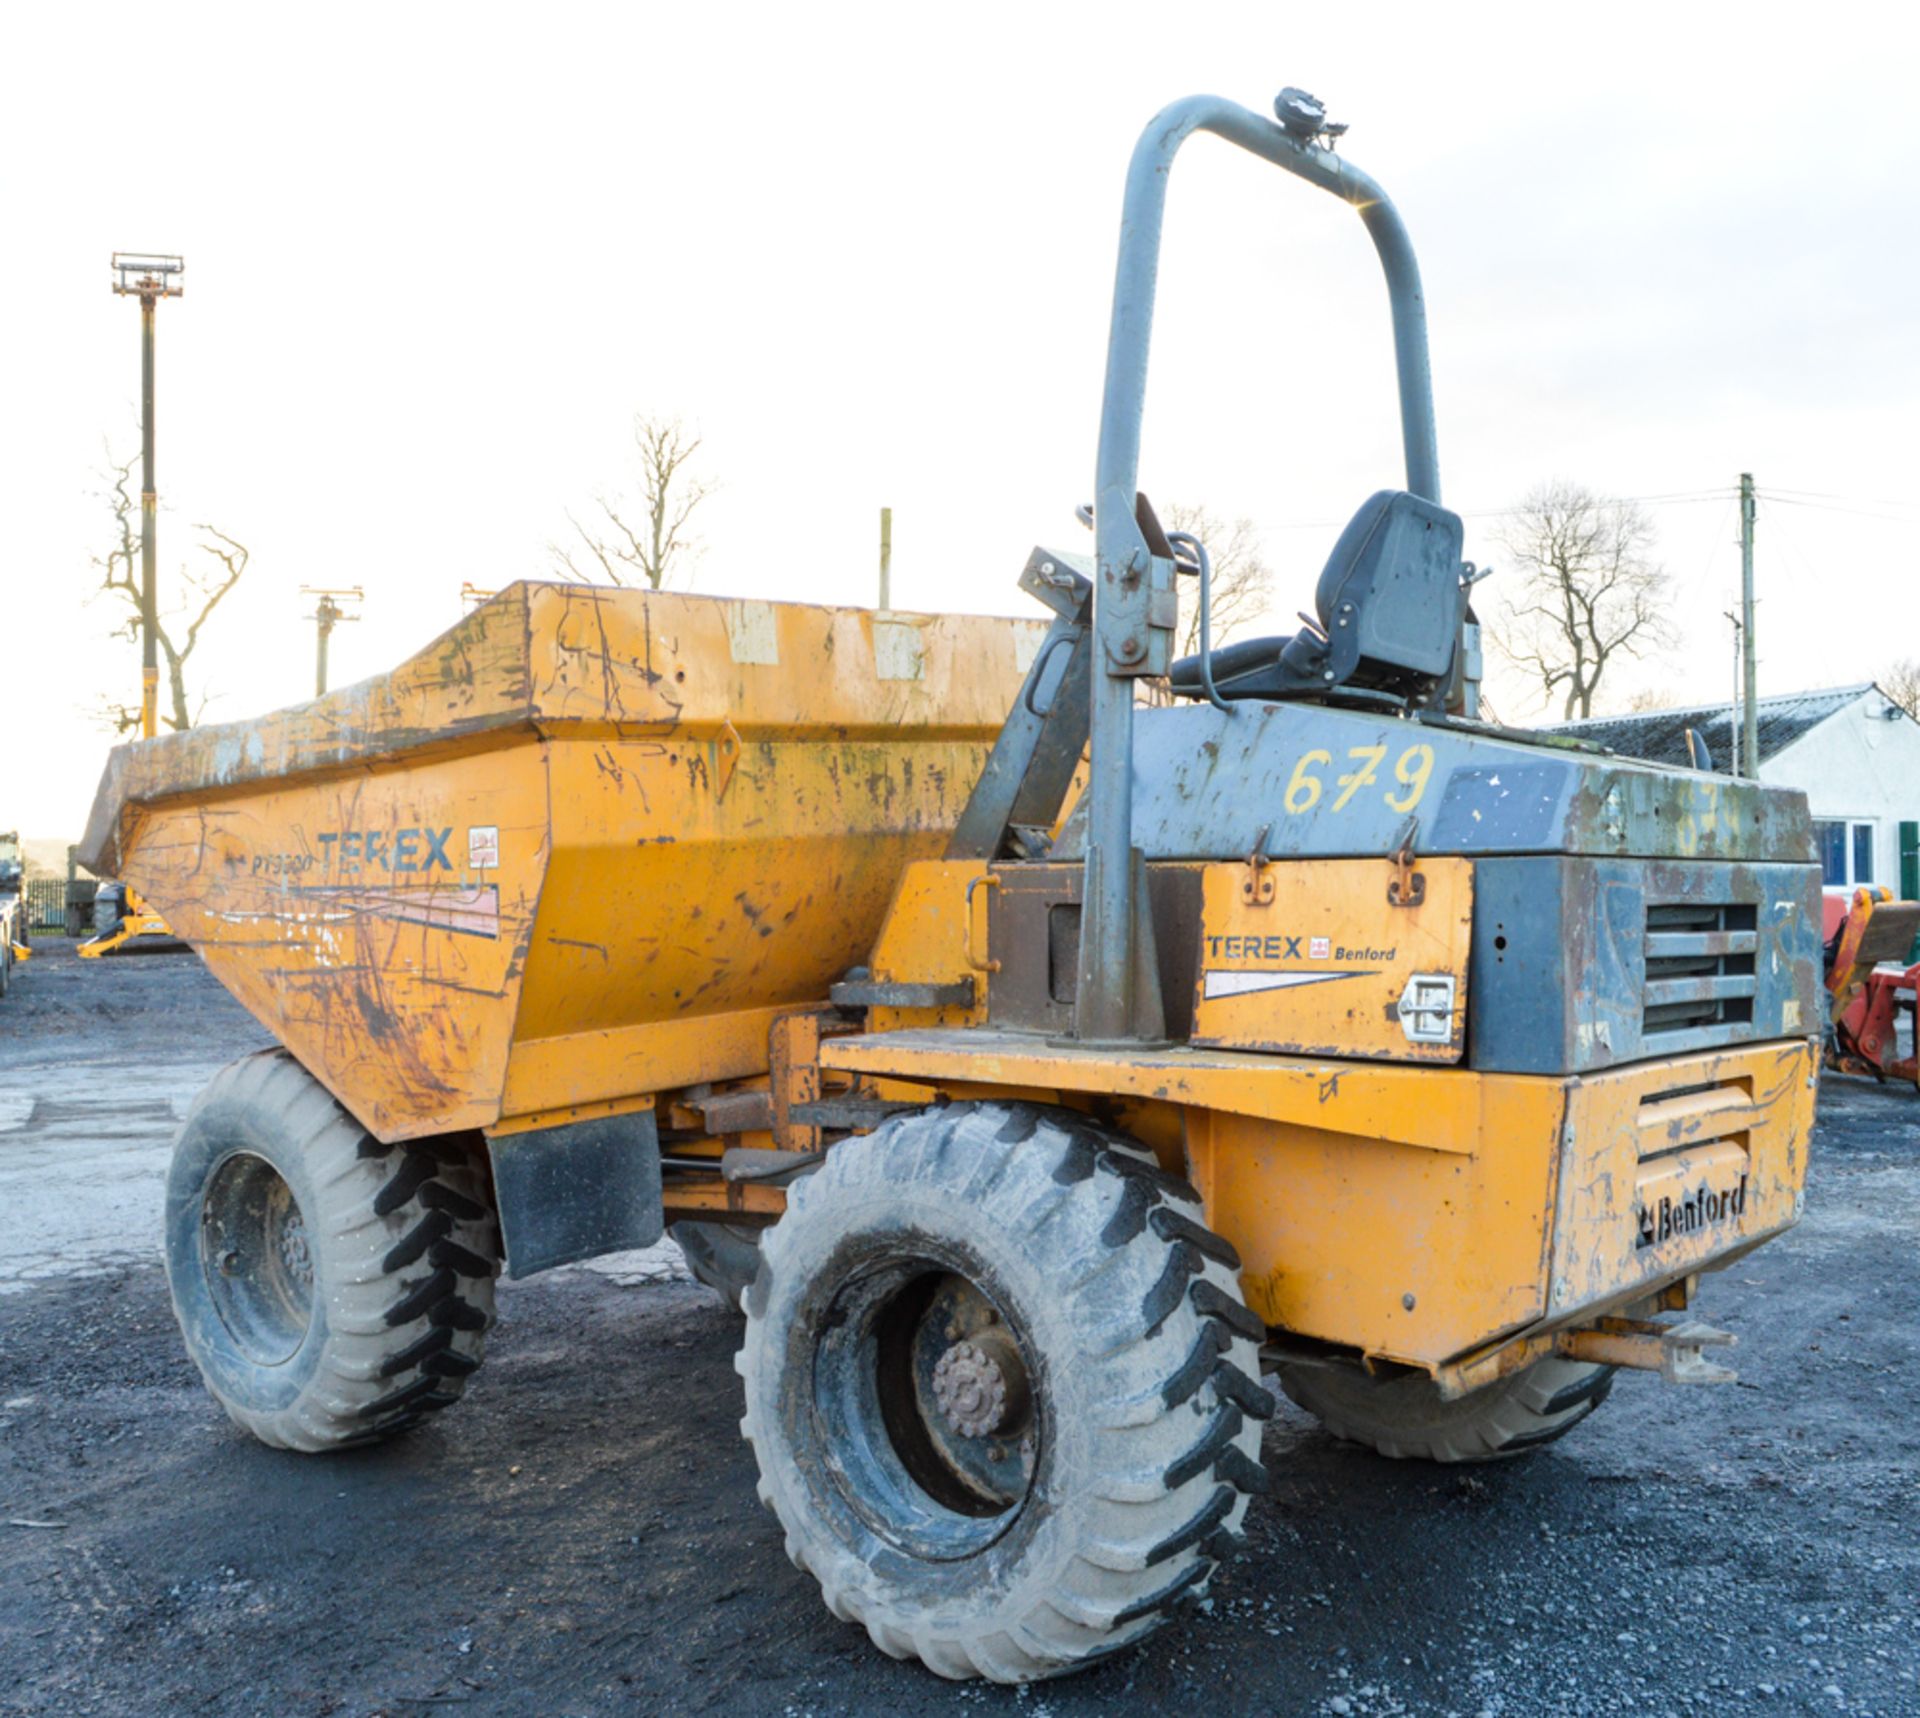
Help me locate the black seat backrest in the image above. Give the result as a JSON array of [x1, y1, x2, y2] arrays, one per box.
[[1315, 490, 1463, 686], [1167, 488, 1466, 706]]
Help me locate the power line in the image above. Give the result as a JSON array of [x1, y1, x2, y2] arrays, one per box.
[[1755, 493, 1917, 526], [1756, 497, 1827, 584], [1761, 485, 1919, 514], [1696, 495, 1736, 585]]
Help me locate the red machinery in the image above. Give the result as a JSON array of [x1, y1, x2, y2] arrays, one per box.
[[1823, 887, 1920, 1086]]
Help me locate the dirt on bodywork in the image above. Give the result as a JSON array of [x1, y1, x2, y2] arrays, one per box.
[[1, 945, 1916, 1715]]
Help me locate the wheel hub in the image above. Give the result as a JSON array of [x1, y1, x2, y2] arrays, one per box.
[[931, 1327, 1028, 1439], [813, 1260, 1042, 1547], [200, 1152, 316, 1366]]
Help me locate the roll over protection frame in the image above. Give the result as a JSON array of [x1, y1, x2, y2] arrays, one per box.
[[1077, 91, 1441, 1043]]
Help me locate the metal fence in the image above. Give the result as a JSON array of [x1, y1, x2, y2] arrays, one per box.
[[18, 878, 75, 933]]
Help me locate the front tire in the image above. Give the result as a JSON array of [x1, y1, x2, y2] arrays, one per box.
[[1276, 1355, 1614, 1463], [738, 1101, 1274, 1683], [165, 1049, 501, 1452]]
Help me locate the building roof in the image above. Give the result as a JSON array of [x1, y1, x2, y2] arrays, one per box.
[[1550, 684, 1881, 770]]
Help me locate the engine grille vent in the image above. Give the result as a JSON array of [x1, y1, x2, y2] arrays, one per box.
[[1642, 901, 1758, 1041]]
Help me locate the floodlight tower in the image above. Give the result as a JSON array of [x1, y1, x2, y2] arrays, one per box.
[[111, 253, 185, 740], [300, 586, 364, 696]]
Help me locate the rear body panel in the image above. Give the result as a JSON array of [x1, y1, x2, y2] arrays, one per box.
[[826, 819, 1821, 1374], [1550, 1039, 1813, 1315]]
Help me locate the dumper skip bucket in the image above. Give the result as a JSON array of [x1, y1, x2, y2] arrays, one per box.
[[81, 582, 1043, 1140]]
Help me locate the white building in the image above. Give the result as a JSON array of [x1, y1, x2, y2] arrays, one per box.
[[1554, 684, 1920, 897]]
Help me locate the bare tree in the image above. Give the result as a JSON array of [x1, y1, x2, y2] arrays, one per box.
[[1625, 687, 1678, 714], [1882, 658, 1920, 720], [1160, 504, 1275, 656], [93, 450, 250, 733], [550, 414, 713, 589], [1491, 480, 1673, 719]]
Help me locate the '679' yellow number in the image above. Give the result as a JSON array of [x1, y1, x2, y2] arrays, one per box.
[[1284, 749, 1332, 813], [1384, 742, 1435, 811], [1284, 742, 1435, 817]]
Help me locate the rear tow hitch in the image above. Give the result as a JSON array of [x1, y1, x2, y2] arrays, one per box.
[[1557, 1316, 1738, 1385]]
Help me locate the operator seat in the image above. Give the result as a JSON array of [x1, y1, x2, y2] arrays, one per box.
[[1169, 489, 1466, 705]]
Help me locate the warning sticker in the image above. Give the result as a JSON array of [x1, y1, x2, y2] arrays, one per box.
[[468, 825, 500, 870]]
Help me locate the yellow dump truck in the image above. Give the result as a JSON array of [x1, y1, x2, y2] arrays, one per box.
[[83, 88, 1822, 1686]]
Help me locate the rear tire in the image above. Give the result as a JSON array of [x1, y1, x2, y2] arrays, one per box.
[[164, 1049, 501, 1452], [669, 1220, 761, 1312], [738, 1101, 1274, 1683], [1277, 1355, 1614, 1463]]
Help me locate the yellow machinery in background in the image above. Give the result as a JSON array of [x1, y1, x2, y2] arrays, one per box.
[[75, 884, 179, 959], [81, 87, 1824, 1687]]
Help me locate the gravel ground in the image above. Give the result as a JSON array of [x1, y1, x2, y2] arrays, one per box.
[[1, 941, 1916, 1717]]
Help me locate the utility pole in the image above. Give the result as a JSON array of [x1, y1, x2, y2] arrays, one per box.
[[111, 254, 185, 740], [1739, 473, 1758, 779], [878, 506, 893, 610], [1723, 609, 1744, 777], [301, 586, 363, 696]]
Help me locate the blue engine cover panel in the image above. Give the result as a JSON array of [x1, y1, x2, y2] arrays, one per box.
[[1468, 857, 1821, 1074], [1056, 704, 1814, 865]]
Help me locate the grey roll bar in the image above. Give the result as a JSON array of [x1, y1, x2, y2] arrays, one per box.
[[1077, 91, 1442, 1043]]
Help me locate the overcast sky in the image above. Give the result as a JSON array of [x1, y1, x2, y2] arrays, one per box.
[[5, 2, 1917, 840]]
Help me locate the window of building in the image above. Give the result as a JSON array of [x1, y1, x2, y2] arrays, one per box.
[[1815, 819, 1876, 887]]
